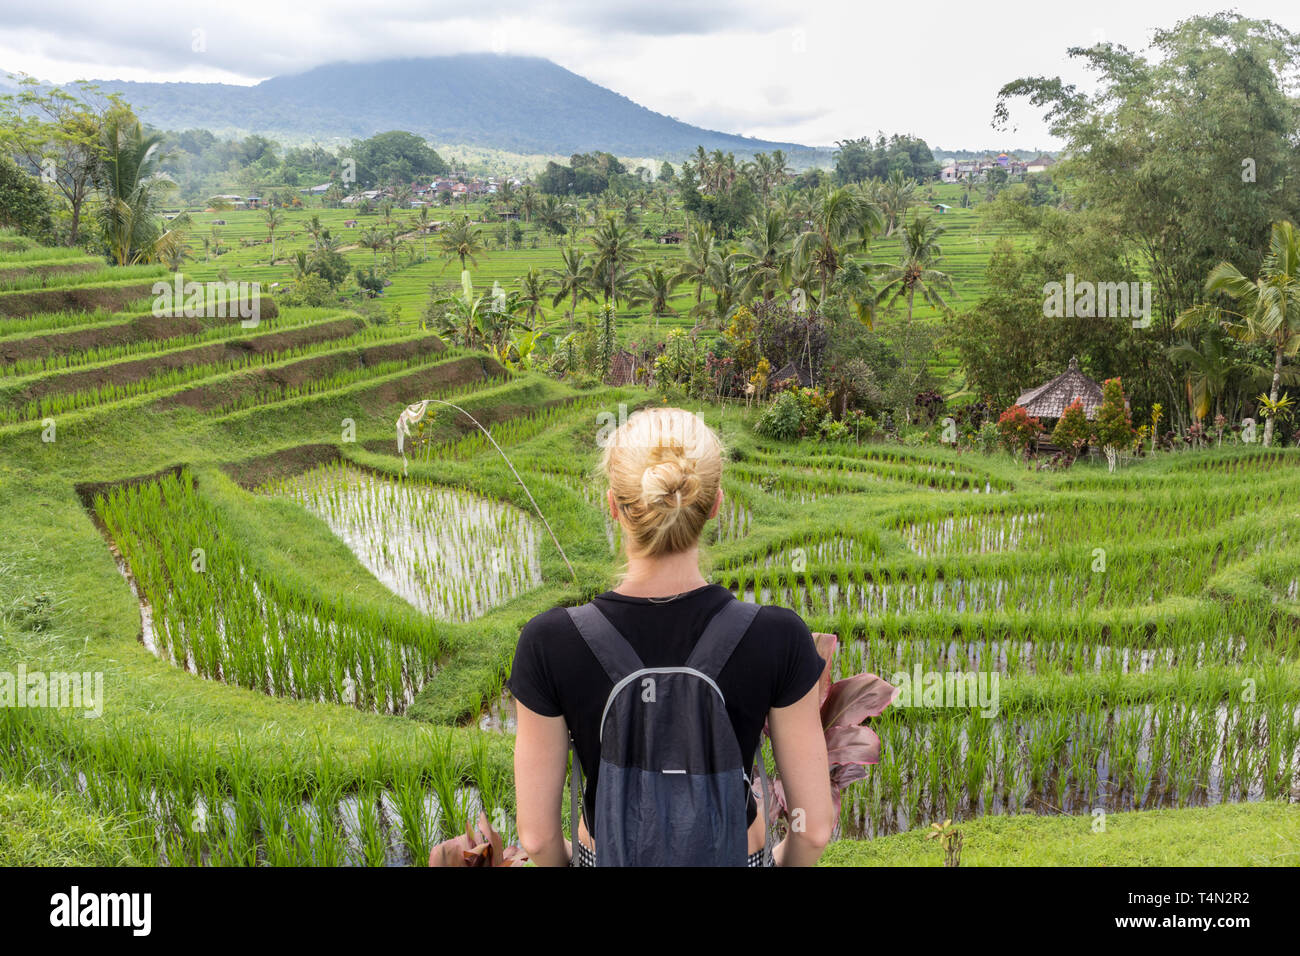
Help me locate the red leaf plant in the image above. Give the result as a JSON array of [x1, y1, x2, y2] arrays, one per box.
[[764, 633, 899, 826], [428, 810, 530, 867]]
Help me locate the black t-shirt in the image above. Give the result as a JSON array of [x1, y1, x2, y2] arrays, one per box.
[[505, 583, 825, 834]]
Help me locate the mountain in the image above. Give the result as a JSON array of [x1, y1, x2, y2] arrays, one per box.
[[78, 54, 819, 161]]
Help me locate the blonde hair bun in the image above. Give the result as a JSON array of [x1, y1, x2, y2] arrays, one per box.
[[602, 407, 723, 557], [640, 458, 701, 511]]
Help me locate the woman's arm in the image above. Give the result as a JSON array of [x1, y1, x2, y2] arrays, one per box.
[[514, 699, 574, 867], [766, 681, 834, 866]]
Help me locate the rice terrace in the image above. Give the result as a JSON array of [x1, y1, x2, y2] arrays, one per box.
[[0, 3, 1298, 890]]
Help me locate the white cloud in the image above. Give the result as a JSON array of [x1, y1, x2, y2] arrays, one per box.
[[2, 1, 1298, 147]]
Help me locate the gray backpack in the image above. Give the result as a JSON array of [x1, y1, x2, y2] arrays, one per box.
[[565, 598, 774, 866]]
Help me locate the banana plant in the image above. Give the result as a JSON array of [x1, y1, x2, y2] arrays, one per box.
[[495, 329, 547, 371]]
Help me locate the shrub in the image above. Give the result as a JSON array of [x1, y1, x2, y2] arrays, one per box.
[[1052, 398, 1094, 452], [997, 404, 1042, 456], [1095, 377, 1135, 471], [974, 420, 1001, 454], [0, 156, 54, 241], [278, 273, 334, 308], [355, 267, 386, 297], [818, 414, 851, 443], [754, 388, 823, 441]]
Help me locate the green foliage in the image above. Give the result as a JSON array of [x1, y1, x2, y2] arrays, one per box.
[[536, 151, 625, 196], [834, 134, 939, 184], [974, 420, 1002, 454], [278, 273, 335, 308], [997, 404, 1041, 454], [1052, 399, 1094, 451], [754, 387, 826, 441], [1096, 377, 1135, 449], [0, 156, 55, 240], [343, 130, 447, 189], [355, 266, 386, 297]]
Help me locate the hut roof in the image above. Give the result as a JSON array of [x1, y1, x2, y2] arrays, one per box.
[[1015, 356, 1103, 419], [770, 361, 813, 388], [607, 349, 637, 386]]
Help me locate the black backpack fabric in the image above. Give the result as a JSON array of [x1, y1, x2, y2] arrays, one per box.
[[564, 597, 772, 866]]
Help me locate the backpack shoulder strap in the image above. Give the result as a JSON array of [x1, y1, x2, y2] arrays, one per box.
[[565, 603, 645, 684], [684, 598, 761, 680]]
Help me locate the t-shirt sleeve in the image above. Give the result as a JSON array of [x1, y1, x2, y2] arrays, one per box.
[[505, 609, 567, 717], [766, 607, 827, 709]]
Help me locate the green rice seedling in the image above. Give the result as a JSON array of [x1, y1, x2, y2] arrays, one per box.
[[965, 717, 993, 801], [354, 789, 389, 867], [285, 801, 319, 867], [426, 730, 467, 841], [96, 469, 440, 713], [390, 766, 433, 867], [264, 461, 542, 622], [311, 788, 346, 868]]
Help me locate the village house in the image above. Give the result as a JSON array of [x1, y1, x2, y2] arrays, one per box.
[[940, 154, 1033, 183], [341, 189, 384, 206], [1026, 153, 1056, 174]]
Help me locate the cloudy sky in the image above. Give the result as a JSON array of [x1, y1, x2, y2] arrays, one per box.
[[1, 1, 1297, 150]]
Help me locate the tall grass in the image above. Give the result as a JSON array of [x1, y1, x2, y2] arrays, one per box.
[[96, 469, 441, 714]]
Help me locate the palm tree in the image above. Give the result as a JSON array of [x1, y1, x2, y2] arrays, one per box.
[[586, 215, 640, 306], [495, 179, 515, 214], [792, 184, 873, 302], [1176, 219, 1300, 446], [411, 206, 433, 256], [516, 266, 549, 324], [878, 170, 917, 236], [873, 211, 956, 323], [290, 250, 313, 280], [95, 107, 182, 265], [386, 226, 403, 267], [620, 194, 641, 225], [547, 243, 593, 327], [1166, 326, 1252, 423], [163, 242, 188, 271], [305, 214, 327, 250], [536, 194, 567, 236], [437, 215, 486, 273], [676, 222, 716, 310], [263, 207, 285, 265], [359, 226, 387, 265], [748, 152, 791, 207], [702, 251, 743, 328], [628, 265, 682, 326], [517, 184, 539, 223], [654, 191, 675, 227], [732, 208, 793, 301], [207, 224, 224, 260]]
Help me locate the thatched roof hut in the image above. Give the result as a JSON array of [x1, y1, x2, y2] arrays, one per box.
[[607, 349, 638, 386], [770, 361, 813, 388], [1015, 356, 1103, 420]]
